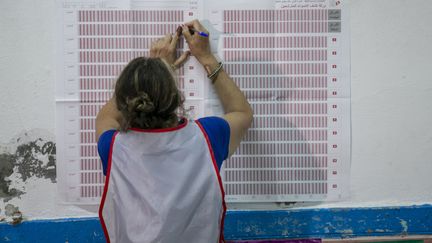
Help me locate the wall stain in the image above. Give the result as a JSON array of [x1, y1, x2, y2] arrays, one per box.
[[4, 204, 22, 225], [0, 134, 56, 224], [0, 153, 22, 200], [14, 139, 56, 183]]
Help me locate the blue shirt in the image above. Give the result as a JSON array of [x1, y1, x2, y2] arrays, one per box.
[[97, 116, 230, 175]]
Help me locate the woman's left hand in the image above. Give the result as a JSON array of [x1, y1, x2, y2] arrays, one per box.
[[150, 32, 190, 70]]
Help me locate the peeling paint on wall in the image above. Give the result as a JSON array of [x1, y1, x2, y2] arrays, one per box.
[[4, 204, 22, 225], [0, 129, 56, 224]]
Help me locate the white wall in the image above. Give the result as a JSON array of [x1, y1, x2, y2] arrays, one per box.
[[348, 0, 432, 207], [0, 0, 95, 221], [0, 0, 431, 220]]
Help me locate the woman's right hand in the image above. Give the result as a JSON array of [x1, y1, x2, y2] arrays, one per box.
[[182, 20, 218, 70]]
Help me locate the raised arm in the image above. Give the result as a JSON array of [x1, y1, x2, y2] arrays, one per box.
[[95, 97, 122, 141], [182, 20, 253, 157]]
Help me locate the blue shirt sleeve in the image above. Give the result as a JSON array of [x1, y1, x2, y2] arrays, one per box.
[[97, 130, 116, 176], [197, 116, 230, 171]]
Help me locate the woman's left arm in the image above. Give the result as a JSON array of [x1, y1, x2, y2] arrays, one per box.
[[95, 97, 122, 141]]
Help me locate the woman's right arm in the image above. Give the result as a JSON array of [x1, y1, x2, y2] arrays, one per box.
[[182, 20, 253, 157]]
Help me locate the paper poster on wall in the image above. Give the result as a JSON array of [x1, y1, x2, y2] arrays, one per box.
[[56, 0, 351, 204]]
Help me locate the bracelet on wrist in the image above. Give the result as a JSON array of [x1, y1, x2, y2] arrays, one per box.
[[207, 62, 223, 84]]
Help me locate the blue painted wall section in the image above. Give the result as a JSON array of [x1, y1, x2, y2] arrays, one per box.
[[1, 205, 431, 242], [224, 205, 432, 240], [0, 217, 105, 242]]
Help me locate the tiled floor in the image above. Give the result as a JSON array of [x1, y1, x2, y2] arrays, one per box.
[[323, 236, 432, 243], [228, 237, 432, 243]]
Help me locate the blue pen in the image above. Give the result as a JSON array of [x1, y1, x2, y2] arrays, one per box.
[[189, 28, 209, 37]]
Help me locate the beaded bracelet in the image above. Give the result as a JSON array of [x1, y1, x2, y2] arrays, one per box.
[[207, 62, 223, 83]]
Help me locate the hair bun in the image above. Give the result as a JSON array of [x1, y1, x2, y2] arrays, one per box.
[[127, 92, 155, 114]]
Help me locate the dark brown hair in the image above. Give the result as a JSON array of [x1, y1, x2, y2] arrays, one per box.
[[115, 57, 184, 131]]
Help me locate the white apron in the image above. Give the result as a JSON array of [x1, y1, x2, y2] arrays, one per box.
[[99, 120, 226, 243]]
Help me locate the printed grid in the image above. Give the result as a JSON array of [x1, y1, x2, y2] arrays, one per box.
[[222, 9, 333, 198], [72, 8, 341, 200], [77, 10, 184, 198]]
